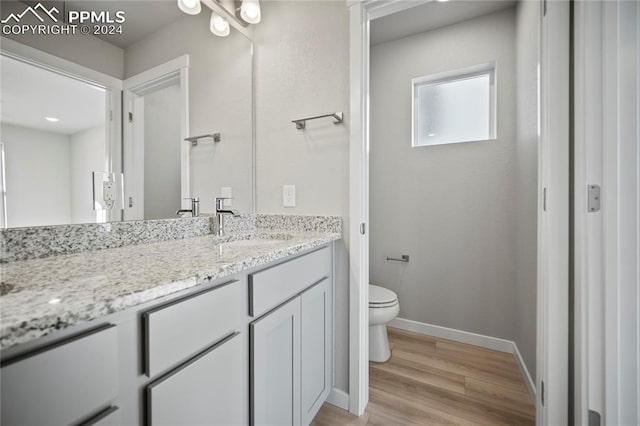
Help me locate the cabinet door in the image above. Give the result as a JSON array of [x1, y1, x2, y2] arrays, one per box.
[[146, 333, 243, 426], [251, 298, 301, 426], [300, 278, 332, 425]]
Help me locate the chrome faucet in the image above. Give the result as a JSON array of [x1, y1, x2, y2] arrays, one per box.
[[176, 197, 199, 217], [214, 197, 238, 236]]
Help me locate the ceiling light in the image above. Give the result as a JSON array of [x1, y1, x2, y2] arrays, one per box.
[[48, 298, 61, 304], [437, 0, 450, 2], [210, 11, 230, 37], [178, 0, 201, 15], [240, 0, 261, 24], [45, 117, 60, 122]]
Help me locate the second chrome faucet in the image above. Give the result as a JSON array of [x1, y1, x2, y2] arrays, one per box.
[[214, 197, 239, 236]]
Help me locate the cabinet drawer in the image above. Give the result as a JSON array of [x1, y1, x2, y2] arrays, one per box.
[[146, 333, 244, 426], [250, 246, 331, 318], [143, 280, 241, 377], [0, 325, 118, 426]]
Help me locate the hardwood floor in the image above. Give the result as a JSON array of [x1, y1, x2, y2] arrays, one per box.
[[312, 327, 535, 426]]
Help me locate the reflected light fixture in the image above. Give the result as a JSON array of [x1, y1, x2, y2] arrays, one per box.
[[210, 11, 230, 37], [240, 0, 261, 24], [177, 0, 201, 15], [45, 117, 60, 122]]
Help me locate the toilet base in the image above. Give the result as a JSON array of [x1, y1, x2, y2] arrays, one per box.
[[369, 324, 391, 362]]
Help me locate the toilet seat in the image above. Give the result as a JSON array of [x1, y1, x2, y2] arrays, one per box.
[[369, 284, 398, 308]]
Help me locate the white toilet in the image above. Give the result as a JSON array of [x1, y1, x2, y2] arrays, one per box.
[[369, 284, 400, 362]]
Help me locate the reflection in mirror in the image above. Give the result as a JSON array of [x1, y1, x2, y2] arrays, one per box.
[[0, 55, 109, 228], [0, 0, 254, 228]]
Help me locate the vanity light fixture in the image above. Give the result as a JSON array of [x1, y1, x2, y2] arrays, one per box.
[[210, 11, 230, 37], [177, 0, 201, 15], [178, 0, 260, 37], [240, 0, 261, 24], [45, 117, 60, 122]]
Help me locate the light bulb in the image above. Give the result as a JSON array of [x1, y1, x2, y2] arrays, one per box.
[[240, 0, 261, 24], [177, 0, 201, 15], [210, 12, 230, 37]]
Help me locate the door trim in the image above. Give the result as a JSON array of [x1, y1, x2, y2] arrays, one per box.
[[122, 55, 190, 220]]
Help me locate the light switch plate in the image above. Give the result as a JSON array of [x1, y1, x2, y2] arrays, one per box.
[[221, 187, 232, 207], [283, 185, 296, 207]]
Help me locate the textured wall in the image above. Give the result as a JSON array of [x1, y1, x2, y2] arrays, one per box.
[[253, 0, 350, 392], [370, 9, 518, 341]]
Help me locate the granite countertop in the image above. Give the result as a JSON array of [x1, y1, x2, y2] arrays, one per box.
[[0, 229, 341, 350]]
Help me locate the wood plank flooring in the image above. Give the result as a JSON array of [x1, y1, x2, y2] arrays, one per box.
[[312, 327, 535, 426]]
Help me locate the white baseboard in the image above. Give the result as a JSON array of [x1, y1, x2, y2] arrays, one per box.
[[512, 342, 536, 402], [326, 388, 349, 410], [389, 317, 536, 403], [390, 318, 514, 353]]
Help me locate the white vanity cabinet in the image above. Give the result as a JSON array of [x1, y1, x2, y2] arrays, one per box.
[[250, 246, 334, 426], [0, 242, 335, 426], [0, 325, 120, 426]]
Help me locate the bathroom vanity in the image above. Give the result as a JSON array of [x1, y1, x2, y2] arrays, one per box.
[[0, 217, 340, 426]]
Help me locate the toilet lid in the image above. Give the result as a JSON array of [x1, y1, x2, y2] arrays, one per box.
[[369, 284, 398, 305]]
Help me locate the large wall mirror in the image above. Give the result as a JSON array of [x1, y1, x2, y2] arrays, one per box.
[[0, 0, 254, 228]]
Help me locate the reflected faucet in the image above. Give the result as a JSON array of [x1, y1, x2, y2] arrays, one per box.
[[177, 197, 199, 217], [215, 197, 239, 236]]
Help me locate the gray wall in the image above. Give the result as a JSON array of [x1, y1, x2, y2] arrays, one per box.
[[70, 125, 106, 224], [514, 0, 539, 378], [370, 9, 518, 341], [253, 0, 350, 392], [1, 123, 72, 227], [124, 12, 253, 214], [143, 84, 182, 220]]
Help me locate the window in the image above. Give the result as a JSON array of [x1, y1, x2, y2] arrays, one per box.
[[412, 62, 496, 147]]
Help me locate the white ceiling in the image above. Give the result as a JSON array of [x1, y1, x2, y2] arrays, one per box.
[[371, 0, 518, 46], [0, 55, 105, 135]]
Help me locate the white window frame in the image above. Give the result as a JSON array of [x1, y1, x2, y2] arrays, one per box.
[[411, 62, 497, 147]]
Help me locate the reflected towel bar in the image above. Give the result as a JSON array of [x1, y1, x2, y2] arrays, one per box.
[[185, 133, 221, 146], [292, 112, 344, 130]]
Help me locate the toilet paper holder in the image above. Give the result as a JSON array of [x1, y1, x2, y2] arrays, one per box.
[[386, 255, 410, 263]]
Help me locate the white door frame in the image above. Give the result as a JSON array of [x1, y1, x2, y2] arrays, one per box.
[[123, 56, 190, 220], [537, 0, 571, 424], [349, 0, 571, 421], [575, 1, 640, 424], [347, 0, 426, 414], [601, 2, 640, 423], [574, 1, 605, 423]]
